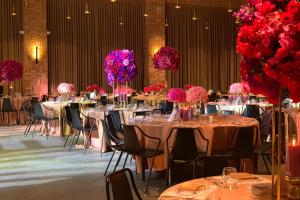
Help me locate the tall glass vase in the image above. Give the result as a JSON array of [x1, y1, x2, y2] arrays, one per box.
[[285, 110, 300, 199]]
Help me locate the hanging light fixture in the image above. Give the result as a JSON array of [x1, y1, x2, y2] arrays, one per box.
[[192, 10, 197, 21], [11, 5, 16, 16], [228, 0, 233, 13], [66, 9, 71, 20], [119, 16, 124, 26], [204, 20, 209, 30], [165, 18, 168, 27], [175, 0, 181, 9], [84, 3, 90, 14]]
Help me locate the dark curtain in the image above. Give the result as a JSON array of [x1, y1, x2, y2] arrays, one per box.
[[47, 0, 145, 94], [166, 3, 241, 92], [0, 0, 23, 94]]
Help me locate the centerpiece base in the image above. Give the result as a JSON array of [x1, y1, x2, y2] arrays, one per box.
[[285, 176, 300, 199]]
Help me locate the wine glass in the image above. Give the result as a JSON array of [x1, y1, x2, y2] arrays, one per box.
[[222, 167, 238, 189]]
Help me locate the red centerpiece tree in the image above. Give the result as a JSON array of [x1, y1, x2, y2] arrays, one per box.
[[234, 0, 300, 198]]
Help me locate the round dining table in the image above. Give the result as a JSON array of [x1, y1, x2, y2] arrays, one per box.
[[130, 114, 259, 173], [158, 174, 275, 200]]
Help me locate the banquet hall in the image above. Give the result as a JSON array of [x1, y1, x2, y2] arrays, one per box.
[[1, 0, 300, 199]]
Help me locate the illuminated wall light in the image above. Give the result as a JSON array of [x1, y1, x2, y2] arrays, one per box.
[[35, 46, 38, 64], [175, 0, 181, 9], [144, 13, 149, 17], [165, 18, 168, 27], [204, 21, 209, 30], [192, 10, 197, 21], [11, 5, 16, 16], [119, 16, 124, 26], [66, 9, 71, 20], [84, 3, 90, 14], [228, 1, 233, 13]]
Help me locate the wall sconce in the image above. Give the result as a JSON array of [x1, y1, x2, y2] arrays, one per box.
[[35, 46, 38, 64]]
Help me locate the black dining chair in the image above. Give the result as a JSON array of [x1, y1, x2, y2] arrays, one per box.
[[102, 115, 125, 176], [165, 127, 209, 186], [108, 110, 123, 133], [122, 124, 163, 194], [214, 126, 258, 171], [206, 104, 219, 114], [100, 96, 108, 106], [31, 102, 58, 138], [106, 168, 142, 200], [241, 104, 262, 121], [1, 97, 18, 125], [69, 107, 96, 154], [22, 101, 34, 137], [62, 105, 73, 148], [40, 95, 48, 102]]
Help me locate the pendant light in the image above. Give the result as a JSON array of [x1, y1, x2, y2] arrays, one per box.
[[84, 3, 90, 14], [11, 5, 16, 16], [175, 0, 181, 9], [192, 10, 197, 21]]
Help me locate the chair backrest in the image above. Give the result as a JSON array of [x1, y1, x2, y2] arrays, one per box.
[[232, 126, 257, 158], [40, 95, 48, 102], [106, 168, 142, 200], [241, 105, 260, 119], [202, 156, 229, 177], [102, 119, 121, 146], [108, 110, 122, 132], [260, 110, 272, 141], [69, 103, 80, 110], [22, 100, 32, 118], [167, 128, 199, 161], [208, 93, 217, 102], [100, 96, 108, 106], [64, 106, 72, 124], [32, 103, 46, 120], [104, 115, 122, 144], [2, 98, 15, 112], [31, 97, 39, 104], [206, 104, 218, 114], [70, 108, 83, 130], [122, 125, 143, 154]]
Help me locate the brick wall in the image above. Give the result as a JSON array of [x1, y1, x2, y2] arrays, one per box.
[[144, 0, 166, 86], [22, 0, 48, 97]]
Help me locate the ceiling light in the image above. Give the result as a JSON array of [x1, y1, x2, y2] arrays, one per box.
[[175, 0, 181, 9], [192, 11, 197, 21], [110, 0, 116, 2], [11, 5, 16, 16], [84, 3, 90, 14]]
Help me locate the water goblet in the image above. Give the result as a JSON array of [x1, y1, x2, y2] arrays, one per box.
[[222, 167, 238, 190]]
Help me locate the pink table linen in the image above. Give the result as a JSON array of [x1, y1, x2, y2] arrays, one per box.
[[130, 115, 260, 173]]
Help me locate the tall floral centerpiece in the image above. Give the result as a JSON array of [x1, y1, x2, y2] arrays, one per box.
[[153, 46, 180, 71], [229, 82, 250, 104], [57, 83, 76, 101], [234, 0, 300, 198], [0, 60, 23, 96], [104, 49, 137, 107], [167, 86, 208, 121]]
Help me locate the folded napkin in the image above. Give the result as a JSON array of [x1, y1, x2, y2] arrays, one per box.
[[229, 172, 258, 180], [176, 181, 205, 191]]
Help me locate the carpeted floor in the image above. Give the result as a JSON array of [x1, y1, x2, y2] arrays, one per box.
[[0, 126, 163, 200]]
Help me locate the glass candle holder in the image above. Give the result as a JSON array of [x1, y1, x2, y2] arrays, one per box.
[[285, 110, 300, 199], [179, 106, 193, 121]]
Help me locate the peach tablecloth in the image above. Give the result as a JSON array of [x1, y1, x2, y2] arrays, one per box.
[[131, 115, 259, 173], [159, 175, 275, 200]]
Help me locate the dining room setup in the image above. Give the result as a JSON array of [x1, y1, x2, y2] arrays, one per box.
[[1, 0, 300, 200]]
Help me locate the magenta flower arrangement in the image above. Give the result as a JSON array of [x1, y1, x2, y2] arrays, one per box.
[[153, 46, 180, 71], [234, 0, 300, 103], [186, 86, 208, 104], [57, 83, 76, 94], [104, 49, 137, 86], [167, 88, 186, 103], [0, 60, 23, 83]]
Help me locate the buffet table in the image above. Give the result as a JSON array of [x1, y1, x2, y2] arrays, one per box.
[[130, 115, 259, 173], [159, 175, 274, 200]]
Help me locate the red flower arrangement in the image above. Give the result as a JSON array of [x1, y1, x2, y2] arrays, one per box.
[[153, 46, 180, 71], [0, 60, 23, 83], [85, 84, 106, 95], [234, 0, 300, 103], [167, 88, 186, 103], [143, 83, 165, 93]]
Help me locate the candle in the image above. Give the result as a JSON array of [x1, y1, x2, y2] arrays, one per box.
[[287, 139, 300, 177]]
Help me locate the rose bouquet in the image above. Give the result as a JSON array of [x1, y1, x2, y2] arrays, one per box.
[[229, 82, 250, 95], [167, 88, 186, 103], [144, 83, 165, 93], [57, 83, 72, 94], [0, 60, 23, 83], [104, 49, 137, 86], [186, 86, 208, 104], [85, 84, 105, 95], [234, 0, 300, 103], [153, 46, 180, 71]]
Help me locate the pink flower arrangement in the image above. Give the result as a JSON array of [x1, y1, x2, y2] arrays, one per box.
[[144, 83, 165, 93], [85, 84, 105, 95], [167, 88, 186, 103], [114, 86, 133, 95], [186, 86, 208, 104], [0, 60, 23, 83], [229, 82, 250, 95], [57, 83, 73, 94], [153, 46, 180, 71], [234, 0, 300, 103]]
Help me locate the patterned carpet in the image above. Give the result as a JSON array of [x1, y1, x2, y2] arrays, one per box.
[[0, 126, 162, 200]]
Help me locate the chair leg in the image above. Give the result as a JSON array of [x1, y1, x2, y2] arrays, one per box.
[[122, 153, 129, 169], [63, 134, 71, 148], [141, 159, 145, 181], [24, 120, 30, 135], [25, 120, 33, 137], [32, 120, 38, 138], [69, 131, 78, 152], [144, 156, 156, 194], [100, 134, 104, 157], [75, 131, 81, 145], [113, 151, 123, 173], [104, 150, 116, 176], [84, 131, 92, 155], [262, 155, 271, 174]]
